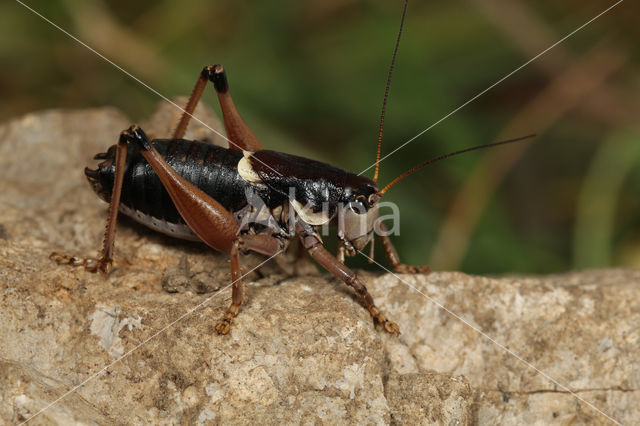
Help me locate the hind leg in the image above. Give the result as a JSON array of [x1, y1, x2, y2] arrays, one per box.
[[173, 65, 262, 152], [51, 130, 130, 273]]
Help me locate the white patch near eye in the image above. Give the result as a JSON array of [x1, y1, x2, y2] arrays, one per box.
[[237, 151, 262, 183], [290, 199, 331, 225]]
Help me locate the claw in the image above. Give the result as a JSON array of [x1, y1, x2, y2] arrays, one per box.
[[215, 319, 231, 335], [383, 320, 401, 336], [369, 307, 401, 336], [49, 252, 112, 274]]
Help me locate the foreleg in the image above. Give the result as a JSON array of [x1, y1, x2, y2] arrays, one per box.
[[299, 227, 400, 335]]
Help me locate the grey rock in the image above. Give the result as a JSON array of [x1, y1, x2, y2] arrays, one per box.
[[371, 269, 640, 425], [385, 372, 472, 425], [0, 106, 638, 425], [0, 358, 110, 425]]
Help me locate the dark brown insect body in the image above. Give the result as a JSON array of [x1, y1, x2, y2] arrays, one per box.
[[87, 140, 276, 241], [51, 1, 527, 335], [53, 61, 419, 335], [86, 136, 381, 250]]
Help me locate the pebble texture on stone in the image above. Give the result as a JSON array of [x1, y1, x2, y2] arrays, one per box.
[[0, 105, 638, 424]]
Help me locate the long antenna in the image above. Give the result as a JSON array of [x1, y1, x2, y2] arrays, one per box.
[[373, 0, 409, 183], [378, 134, 536, 195]]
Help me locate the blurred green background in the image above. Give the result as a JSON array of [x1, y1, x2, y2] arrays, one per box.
[[2, 0, 639, 274]]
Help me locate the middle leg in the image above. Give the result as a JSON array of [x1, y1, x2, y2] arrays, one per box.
[[215, 233, 285, 335], [299, 226, 400, 335]]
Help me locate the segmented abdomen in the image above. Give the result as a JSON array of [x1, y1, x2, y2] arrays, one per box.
[[91, 139, 250, 231]]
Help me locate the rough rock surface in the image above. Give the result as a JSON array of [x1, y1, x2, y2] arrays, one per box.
[[0, 105, 638, 425]]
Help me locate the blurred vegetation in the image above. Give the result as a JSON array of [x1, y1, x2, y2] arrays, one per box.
[[1, 0, 639, 274]]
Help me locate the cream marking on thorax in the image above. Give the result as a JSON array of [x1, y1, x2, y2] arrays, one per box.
[[237, 151, 262, 183]]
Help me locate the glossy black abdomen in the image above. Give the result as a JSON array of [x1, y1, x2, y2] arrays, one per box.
[[93, 139, 253, 225]]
